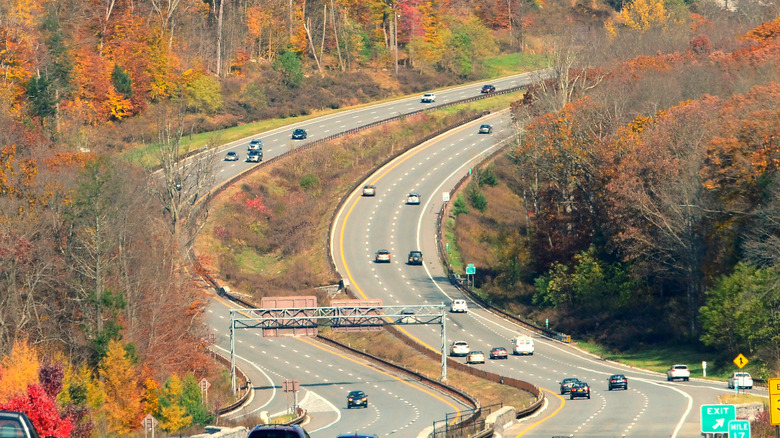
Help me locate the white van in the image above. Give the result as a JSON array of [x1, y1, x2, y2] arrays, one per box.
[[511, 335, 535, 355]]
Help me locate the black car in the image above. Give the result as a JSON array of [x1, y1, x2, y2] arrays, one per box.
[[407, 251, 423, 265], [481, 84, 496, 93], [347, 390, 368, 408], [608, 374, 628, 390], [0, 410, 52, 438], [559, 377, 580, 394], [570, 381, 591, 399], [478, 124, 493, 134], [248, 424, 311, 438], [292, 128, 307, 139]]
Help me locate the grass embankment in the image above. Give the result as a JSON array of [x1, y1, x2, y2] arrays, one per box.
[[196, 91, 535, 422]]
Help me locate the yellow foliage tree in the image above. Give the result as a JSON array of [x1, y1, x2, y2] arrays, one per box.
[[141, 378, 161, 415], [605, 0, 668, 36], [0, 340, 40, 403], [99, 340, 142, 435], [158, 374, 192, 432]]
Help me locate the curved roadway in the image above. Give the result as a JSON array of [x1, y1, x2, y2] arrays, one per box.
[[205, 295, 471, 437], [330, 111, 741, 437]]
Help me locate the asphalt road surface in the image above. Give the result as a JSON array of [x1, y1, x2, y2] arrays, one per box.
[[330, 110, 752, 437]]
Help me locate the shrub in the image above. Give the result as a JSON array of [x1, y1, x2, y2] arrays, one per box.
[[299, 173, 319, 189], [479, 166, 498, 187], [467, 183, 487, 212], [452, 193, 469, 215]]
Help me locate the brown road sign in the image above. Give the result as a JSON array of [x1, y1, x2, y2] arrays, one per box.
[[331, 299, 383, 332], [260, 296, 318, 337]]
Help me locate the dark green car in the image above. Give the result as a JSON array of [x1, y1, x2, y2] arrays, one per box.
[[407, 251, 423, 265]]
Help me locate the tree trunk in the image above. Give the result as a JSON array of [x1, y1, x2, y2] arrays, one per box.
[[330, 0, 344, 71], [216, 0, 225, 76], [304, 18, 323, 75]]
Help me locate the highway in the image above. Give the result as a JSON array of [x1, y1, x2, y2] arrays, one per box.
[[329, 110, 742, 437], [205, 295, 472, 437], [209, 71, 547, 186]]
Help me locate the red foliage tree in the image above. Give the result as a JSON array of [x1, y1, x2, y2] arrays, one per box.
[[0, 384, 73, 438]]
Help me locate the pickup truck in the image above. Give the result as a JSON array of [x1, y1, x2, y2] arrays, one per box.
[[666, 364, 690, 381]]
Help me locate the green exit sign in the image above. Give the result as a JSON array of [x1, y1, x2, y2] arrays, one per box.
[[701, 404, 736, 433]]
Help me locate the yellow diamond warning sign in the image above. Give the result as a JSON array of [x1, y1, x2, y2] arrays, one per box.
[[733, 354, 748, 369]]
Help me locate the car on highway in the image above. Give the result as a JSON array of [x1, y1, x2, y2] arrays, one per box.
[[666, 364, 690, 382], [466, 351, 485, 364], [246, 150, 262, 162], [292, 128, 307, 139], [406, 192, 421, 204], [248, 139, 263, 151], [0, 410, 51, 438], [374, 249, 391, 263], [728, 372, 753, 389], [247, 424, 312, 438], [481, 84, 496, 93], [478, 124, 493, 134], [450, 299, 468, 313], [398, 309, 417, 324], [450, 341, 470, 357], [559, 377, 580, 394], [362, 185, 376, 196], [407, 251, 423, 265], [347, 390, 368, 408], [608, 374, 628, 390], [421, 92, 436, 103], [489, 347, 508, 359], [570, 381, 591, 399], [511, 335, 534, 355], [337, 435, 379, 438], [225, 151, 239, 161]]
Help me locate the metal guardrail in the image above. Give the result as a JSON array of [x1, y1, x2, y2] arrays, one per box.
[[434, 146, 572, 343]]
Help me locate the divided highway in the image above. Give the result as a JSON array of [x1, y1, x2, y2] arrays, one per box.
[[210, 71, 547, 186], [205, 295, 472, 437], [330, 110, 736, 437]]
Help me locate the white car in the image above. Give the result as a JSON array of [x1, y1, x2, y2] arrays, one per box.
[[666, 364, 690, 381], [466, 351, 485, 364], [728, 372, 753, 389], [450, 341, 470, 357], [421, 93, 436, 103], [450, 299, 468, 313], [248, 139, 263, 151], [406, 193, 421, 205]]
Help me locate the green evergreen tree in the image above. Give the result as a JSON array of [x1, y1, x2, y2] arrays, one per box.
[[273, 51, 303, 88], [111, 64, 133, 98], [180, 373, 213, 426], [27, 76, 57, 119]]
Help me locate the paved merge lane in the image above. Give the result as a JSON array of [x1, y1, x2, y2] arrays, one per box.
[[330, 111, 735, 437], [204, 295, 470, 437]]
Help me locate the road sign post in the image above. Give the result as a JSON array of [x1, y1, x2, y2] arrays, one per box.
[[141, 414, 158, 438], [728, 420, 750, 438], [769, 378, 780, 427], [701, 404, 736, 435]]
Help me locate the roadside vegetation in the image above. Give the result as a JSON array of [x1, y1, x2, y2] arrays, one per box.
[[441, 0, 780, 392]]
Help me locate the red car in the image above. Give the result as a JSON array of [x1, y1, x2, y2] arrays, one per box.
[[490, 347, 508, 359]]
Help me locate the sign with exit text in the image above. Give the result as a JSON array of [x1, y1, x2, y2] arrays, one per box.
[[700, 404, 735, 434]]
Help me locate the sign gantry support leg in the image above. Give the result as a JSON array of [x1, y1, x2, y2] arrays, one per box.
[[441, 305, 447, 381], [230, 315, 237, 394]]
